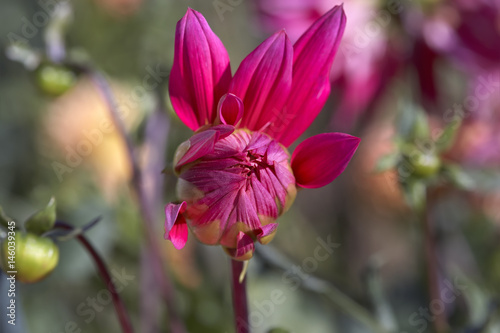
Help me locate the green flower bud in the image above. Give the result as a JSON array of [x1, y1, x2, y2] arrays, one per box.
[[1, 232, 59, 283], [401, 145, 441, 179], [35, 63, 76, 96]]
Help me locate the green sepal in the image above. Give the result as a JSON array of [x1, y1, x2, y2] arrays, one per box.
[[442, 164, 475, 190], [24, 197, 57, 235], [435, 117, 462, 153], [267, 328, 290, 333], [410, 109, 431, 142], [374, 152, 400, 173], [403, 180, 426, 213], [0, 206, 12, 229]]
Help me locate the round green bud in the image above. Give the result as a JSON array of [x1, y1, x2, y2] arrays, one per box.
[[2, 232, 59, 283], [401, 145, 441, 178], [35, 64, 77, 96]]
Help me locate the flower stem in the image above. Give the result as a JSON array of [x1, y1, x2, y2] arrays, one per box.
[[55, 222, 134, 333], [423, 191, 448, 333], [231, 260, 250, 333]]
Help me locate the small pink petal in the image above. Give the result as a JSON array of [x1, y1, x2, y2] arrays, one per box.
[[270, 6, 346, 146], [169, 8, 232, 131], [256, 223, 278, 239], [176, 125, 234, 170], [218, 93, 244, 126], [234, 232, 255, 258], [164, 202, 188, 249], [291, 133, 360, 188], [229, 30, 293, 131]]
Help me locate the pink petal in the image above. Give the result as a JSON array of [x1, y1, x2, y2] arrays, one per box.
[[234, 232, 255, 258], [270, 6, 346, 146], [175, 125, 234, 170], [169, 8, 232, 131], [256, 223, 278, 239], [229, 30, 293, 131], [291, 133, 360, 188], [218, 93, 244, 126], [164, 202, 188, 249]]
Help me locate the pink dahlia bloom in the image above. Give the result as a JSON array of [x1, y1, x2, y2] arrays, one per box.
[[164, 7, 360, 260]]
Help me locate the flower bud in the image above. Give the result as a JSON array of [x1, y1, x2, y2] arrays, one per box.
[[1, 232, 59, 283], [35, 63, 77, 96]]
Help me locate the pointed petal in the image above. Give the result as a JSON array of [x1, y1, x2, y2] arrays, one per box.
[[270, 6, 346, 146], [256, 223, 278, 239], [291, 133, 360, 188], [175, 125, 234, 170], [169, 8, 232, 131], [229, 30, 293, 131], [164, 202, 188, 249], [218, 93, 244, 126], [234, 232, 255, 258]]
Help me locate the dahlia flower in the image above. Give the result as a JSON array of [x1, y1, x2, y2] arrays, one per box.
[[164, 6, 360, 260]]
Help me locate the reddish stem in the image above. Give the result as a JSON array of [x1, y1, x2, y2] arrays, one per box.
[[231, 260, 250, 333], [55, 222, 134, 333]]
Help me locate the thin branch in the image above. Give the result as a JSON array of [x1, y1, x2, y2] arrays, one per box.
[[55, 221, 134, 333], [83, 67, 185, 333]]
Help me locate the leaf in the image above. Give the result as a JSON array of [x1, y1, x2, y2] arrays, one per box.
[[403, 180, 426, 213], [267, 328, 290, 333], [442, 164, 476, 190], [435, 117, 462, 153], [0, 206, 12, 229], [24, 197, 57, 235], [43, 216, 102, 242], [410, 108, 431, 142], [374, 153, 400, 173]]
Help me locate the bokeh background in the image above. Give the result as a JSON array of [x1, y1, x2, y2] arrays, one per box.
[[0, 0, 499, 332]]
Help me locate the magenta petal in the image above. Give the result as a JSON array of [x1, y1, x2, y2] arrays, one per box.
[[218, 93, 244, 126], [169, 8, 232, 131], [176, 125, 234, 170], [234, 232, 255, 258], [164, 202, 188, 249], [291, 133, 360, 188], [256, 223, 278, 239], [270, 6, 346, 146], [229, 30, 293, 131]]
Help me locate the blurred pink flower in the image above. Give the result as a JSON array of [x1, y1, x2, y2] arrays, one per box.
[[253, 0, 401, 131], [448, 70, 500, 166], [164, 7, 360, 260], [407, 0, 500, 73]]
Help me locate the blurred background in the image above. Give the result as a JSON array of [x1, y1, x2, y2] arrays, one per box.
[[0, 0, 499, 332]]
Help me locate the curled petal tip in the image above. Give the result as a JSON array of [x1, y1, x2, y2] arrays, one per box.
[[164, 202, 188, 249], [218, 93, 244, 126]]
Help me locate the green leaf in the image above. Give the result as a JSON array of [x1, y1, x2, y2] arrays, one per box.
[[0, 206, 12, 229], [410, 109, 431, 142], [435, 117, 462, 153], [374, 153, 400, 172], [267, 328, 290, 333], [403, 180, 426, 212], [24, 197, 57, 235], [442, 164, 476, 190]]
